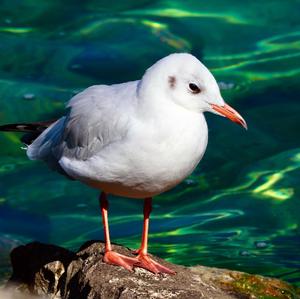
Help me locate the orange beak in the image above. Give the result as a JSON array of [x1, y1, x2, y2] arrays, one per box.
[[211, 103, 247, 129]]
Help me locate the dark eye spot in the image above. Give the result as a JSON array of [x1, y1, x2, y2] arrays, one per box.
[[168, 76, 176, 88], [189, 83, 201, 94]]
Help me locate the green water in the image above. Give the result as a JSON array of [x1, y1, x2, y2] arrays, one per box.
[[0, 0, 300, 287]]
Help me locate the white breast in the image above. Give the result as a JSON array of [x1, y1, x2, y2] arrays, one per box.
[[131, 111, 207, 188], [59, 108, 208, 198]]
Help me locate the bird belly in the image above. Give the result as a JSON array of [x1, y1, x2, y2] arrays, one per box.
[[59, 114, 208, 198], [81, 137, 207, 199]]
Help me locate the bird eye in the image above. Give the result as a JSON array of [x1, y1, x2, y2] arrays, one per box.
[[189, 83, 201, 94]]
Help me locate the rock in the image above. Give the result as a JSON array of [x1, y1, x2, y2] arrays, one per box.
[[239, 250, 251, 256], [5, 241, 300, 299], [0, 289, 46, 299], [254, 241, 268, 249], [22, 93, 36, 101], [7, 242, 76, 299]]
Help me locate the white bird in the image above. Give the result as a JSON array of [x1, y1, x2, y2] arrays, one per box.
[[0, 53, 247, 274]]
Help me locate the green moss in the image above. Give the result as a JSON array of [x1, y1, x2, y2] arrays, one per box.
[[221, 272, 300, 299]]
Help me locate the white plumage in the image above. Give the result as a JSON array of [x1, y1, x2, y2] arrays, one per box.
[[27, 53, 245, 198], [0, 52, 249, 274]]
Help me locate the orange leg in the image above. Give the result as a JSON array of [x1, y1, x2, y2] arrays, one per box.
[[99, 192, 137, 271], [135, 197, 176, 274]]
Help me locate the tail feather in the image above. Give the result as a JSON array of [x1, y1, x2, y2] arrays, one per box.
[[0, 120, 56, 145], [1, 118, 71, 178], [0, 120, 55, 133]]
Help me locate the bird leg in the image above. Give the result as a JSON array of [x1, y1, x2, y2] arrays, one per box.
[[99, 192, 137, 271], [134, 197, 176, 274], [100, 193, 175, 274]]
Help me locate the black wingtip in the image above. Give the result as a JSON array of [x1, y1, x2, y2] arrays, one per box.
[[0, 120, 57, 145], [0, 123, 35, 132], [0, 120, 56, 133]]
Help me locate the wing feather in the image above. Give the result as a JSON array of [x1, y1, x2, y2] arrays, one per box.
[[27, 83, 136, 168]]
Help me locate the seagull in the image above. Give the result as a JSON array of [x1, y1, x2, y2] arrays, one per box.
[[0, 53, 247, 274]]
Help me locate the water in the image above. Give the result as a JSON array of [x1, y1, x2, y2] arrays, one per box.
[[0, 0, 299, 287]]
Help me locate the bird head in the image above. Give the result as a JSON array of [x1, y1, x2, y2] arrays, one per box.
[[139, 53, 247, 129]]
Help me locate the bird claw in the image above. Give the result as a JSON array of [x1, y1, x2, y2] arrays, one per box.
[[103, 250, 175, 275], [103, 251, 137, 271], [135, 254, 176, 275], [131, 248, 141, 255]]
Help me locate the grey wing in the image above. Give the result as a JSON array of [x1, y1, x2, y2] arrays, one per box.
[[27, 85, 130, 173], [26, 116, 69, 175]]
